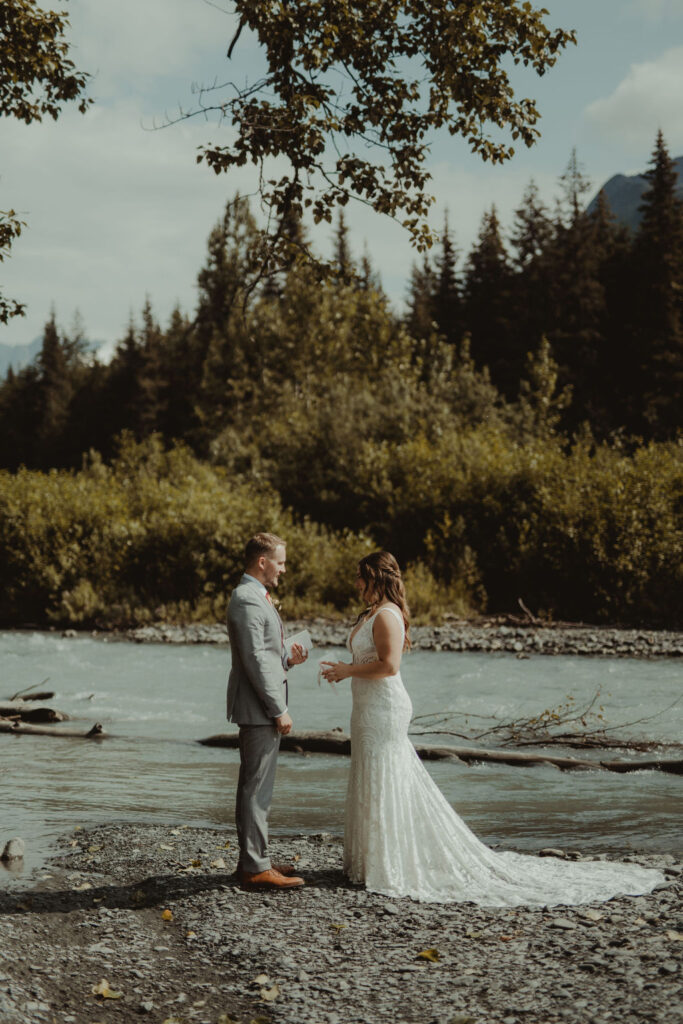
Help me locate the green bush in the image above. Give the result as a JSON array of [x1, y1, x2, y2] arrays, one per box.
[[0, 435, 371, 627], [362, 429, 683, 627], [1, 428, 681, 630]]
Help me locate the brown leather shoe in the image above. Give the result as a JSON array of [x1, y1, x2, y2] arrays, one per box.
[[241, 868, 304, 890]]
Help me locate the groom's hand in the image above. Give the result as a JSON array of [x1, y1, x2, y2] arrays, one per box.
[[287, 643, 308, 667], [275, 711, 293, 735]]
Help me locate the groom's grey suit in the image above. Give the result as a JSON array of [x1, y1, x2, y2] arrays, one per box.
[[227, 574, 289, 874]]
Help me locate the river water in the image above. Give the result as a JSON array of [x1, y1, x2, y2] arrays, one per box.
[[1, 631, 681, 882]]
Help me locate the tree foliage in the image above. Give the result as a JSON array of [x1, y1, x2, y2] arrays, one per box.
[[2, 132, 683, 628], [190, 0, 575, 270], [0, 0, 90, 320]]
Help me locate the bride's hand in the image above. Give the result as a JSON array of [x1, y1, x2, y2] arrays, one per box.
[[321, 660, 351, 683]]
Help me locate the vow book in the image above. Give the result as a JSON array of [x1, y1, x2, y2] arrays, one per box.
[[285, 628, 313, 660]]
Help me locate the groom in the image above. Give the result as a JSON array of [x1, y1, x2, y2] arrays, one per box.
[[227, 532, 307, 890]]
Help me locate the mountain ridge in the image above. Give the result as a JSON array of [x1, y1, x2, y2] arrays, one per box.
[[587, 155, 683, 230]]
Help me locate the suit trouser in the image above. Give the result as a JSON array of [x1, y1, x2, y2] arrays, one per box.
[[236, 724, 281, 874]]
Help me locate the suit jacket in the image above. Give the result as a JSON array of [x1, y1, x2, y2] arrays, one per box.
[[226, 575, 289, 725]]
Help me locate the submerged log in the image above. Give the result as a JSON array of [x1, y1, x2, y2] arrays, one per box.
[[599, 757, 683, 775], [200, 730, 351, 755], [0, 721, 105, 739], [0, 703, 69, 723], [199, 730, 683, 774]]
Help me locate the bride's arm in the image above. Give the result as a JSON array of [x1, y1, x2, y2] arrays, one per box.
[[322, 609, 403, 682]]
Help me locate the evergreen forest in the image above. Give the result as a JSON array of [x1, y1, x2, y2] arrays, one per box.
[[0, 136, 681, 630]]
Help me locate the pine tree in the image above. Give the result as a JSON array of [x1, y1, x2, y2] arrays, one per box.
[[196, 197, 261, 438], [0, 362, 41, 468], [510, 181, 554, 323], [100, 318, 148, 448], [432, 213, 461, 347], [161, 306, 203, 442], [405, 256, 437, 343], [36, 312, 76, 465], [588, 190, 633, 434], [463, 206, 514, 393], [545, 152, 607, 428], [333, 209, 353, 279], [137, 298, 168, 435], [630, 130, 683, 435]]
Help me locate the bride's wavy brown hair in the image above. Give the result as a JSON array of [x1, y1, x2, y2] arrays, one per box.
[[356, 550, 411, 650]]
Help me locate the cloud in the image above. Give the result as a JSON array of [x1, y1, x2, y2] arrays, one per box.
[[584, 47, 683, 152], [0, 97, 258, 352], [70, 0, 242, 100], [625, 0, 683, 22]]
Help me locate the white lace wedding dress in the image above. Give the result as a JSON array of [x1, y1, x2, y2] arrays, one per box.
[[343, 606, 666, 906]]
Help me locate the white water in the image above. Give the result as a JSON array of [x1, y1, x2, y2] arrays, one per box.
[[1, 630, 681, 882]]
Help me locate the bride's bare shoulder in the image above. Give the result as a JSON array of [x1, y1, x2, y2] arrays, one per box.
[[374, 603, 404, 624]]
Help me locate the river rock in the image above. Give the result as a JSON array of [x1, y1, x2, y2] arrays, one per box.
[[1, 837, 25, 861], [549, 917, 577, 930], [0, 822, 679, 1024], [111, 619, 683, 658]]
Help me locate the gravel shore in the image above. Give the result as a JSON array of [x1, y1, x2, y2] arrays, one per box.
[[1, 824, 680, 1024], [113, 618, 683, 658]]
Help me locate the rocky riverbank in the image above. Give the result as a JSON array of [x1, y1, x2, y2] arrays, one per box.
[[112, 618, 683, 658], [0, 824, 680, 1024]]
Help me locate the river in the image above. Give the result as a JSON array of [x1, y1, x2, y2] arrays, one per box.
[[1, 630, 681, 882]]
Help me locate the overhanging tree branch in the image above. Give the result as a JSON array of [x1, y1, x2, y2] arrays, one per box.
[[172, 1, 576, 273]]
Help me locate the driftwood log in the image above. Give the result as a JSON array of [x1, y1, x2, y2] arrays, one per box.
[[0, 702, 69, 723], [199, 730, 683, 775], [3, 691, 55, 703], [0, 721, 105, 739]]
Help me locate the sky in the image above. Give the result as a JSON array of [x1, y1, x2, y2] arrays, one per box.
[[2, 0, 683, 358]]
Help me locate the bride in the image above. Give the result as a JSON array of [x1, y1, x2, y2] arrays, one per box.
[[321, 550, 665, 906]]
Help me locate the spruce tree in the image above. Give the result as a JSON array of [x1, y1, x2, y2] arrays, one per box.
[[463, 206, 514, 393], [405, 255, 437, 350], [432, 213, 461, 347], [161, 306, 203, 442], [36, 311, 76, 465], [333, 209, 353, 279], [100, 319, 148, 449], [196, 197, 261, 439], [588, 190, 633, 434], [545, 152, 606, 429], [137, 298, 167, 436], [509, 180, 555, 396], [631, 130, 683, 436]]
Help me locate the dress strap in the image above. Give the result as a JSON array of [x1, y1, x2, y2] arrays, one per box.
[[374, 604, 405, 633]]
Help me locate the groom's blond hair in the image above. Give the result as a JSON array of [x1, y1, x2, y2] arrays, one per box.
[[245, 532, 286, 567]]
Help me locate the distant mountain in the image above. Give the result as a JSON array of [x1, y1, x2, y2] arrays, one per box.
[[0, 335, 107, 379], [587, 155, 683, 232], [0, 337, 43, 378]]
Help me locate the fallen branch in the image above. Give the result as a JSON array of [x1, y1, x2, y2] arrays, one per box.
[[8, 679, 50, 701], [198, 731, 683, 774], [0, 721, 105, 739], [411, 690, 683, 751]]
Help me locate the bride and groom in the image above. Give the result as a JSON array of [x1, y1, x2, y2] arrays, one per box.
[[227, 532, 664, 904]]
